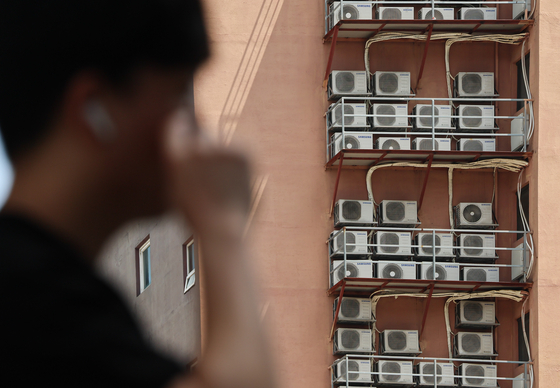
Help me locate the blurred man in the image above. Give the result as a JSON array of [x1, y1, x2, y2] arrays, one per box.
[[0, 1, 275, 387]]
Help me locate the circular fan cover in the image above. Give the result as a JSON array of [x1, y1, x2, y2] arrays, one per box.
[[463, 204, 482, 223], [382, 263, 403, 279], [464, 235, 484, 256], [419, 139, 439, 151], [376, 105, 396, 126], [334, 104, 355, 126], [421, 234, 441, 255], [382, 8, 402, 20], [464, 302, 484, 322], [381, 139, 401, 150], [425, 9, 444, 20], [338, 135, 359, 151], [462, 74, 483, 94], [422, 364, 443, 384], [335, 72, 356, 92], [465, 365, 485, 385], [381, 361, 401, 382], [462, 333, 482, 353], [342, 5, 359, 20], [466, 268, 487, 282], [385, 201, 405, 221], [462, 106, 483, 127], [387, 331, 407, 350], [341, 330, 360, 349], [379, 73, 399, 94], [464, 9, 485, 20], [463, 140, 484, 151], [379, 233, 400, 254], [340, 360, 360, 380], [337, 263, 359, 280], [419, 106, 440, 127], [341, 298, 360, 318], [425, 265, 446, 280], [337, 232, 356, 253], [342, 201, 361, 221]]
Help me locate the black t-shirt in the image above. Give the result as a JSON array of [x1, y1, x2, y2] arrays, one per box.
[[0, 214, 184, 387]]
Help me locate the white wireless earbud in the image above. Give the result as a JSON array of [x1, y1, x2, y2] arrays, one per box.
[[83, 99, 117, 142]]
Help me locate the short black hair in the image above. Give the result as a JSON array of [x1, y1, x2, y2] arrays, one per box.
[[0, 0, 209, 160]]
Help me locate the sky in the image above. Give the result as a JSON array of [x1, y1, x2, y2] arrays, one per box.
[[0, 137, 14, 208]]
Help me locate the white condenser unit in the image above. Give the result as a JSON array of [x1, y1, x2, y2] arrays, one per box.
[[377, 261, 416, 280], [457, 105, 495, 131], [333, 199, 374, 227], [333, 358, 373, 384], [375, 231, 413, 257], [512, 373, 529, 388], [462, 267, 500, 282], [418, 8, 455, 20], [377, 7, 414, 20], [415, 233, 454, 258], [328, 103, 369, 131], [457, 301, 496, 327], [331, 132, 374, 157], [456, 332, 495, 357], [371, 103, 408, 128], [331, 260, 374, 287], [413, 104, 453, 131], [457, 138, 496, 152], [412, 137, 452, 151], [334, 328, 373, 354], [417, 362, 456, 387], [511, 242, 528, 281], [330, 230, 369, 257], [459, 7, 497, 20], [457, 234, 497, 259], [379, 200, 417, 226], [375, 360, 414, 385], [511, 113, 527, 151], [328, 71, 369, 101], [334, 297, 372, 323], [513, 0, 531, 19], [455, 203, 494, 228], [420, 263, 460, 281], [330, 2, 373, 28], [380, 330, 420, 355], [459, 364, 498, 388], [456, 72, 495, 97], [372, 72, 411, 96], [375, 137, 410, 151]]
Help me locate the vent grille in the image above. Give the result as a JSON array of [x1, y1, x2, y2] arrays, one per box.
[[341, 330, 361, 349], [337, 263, 359, 280], [382, 263, 404, 279], [336, 232, 356, 253], [463, 204, 483, 223], [335, 72, 356, 92], [422, 363, 443, 384], [342, 201, 361, 221], [337, 135, 360, 151], [425, 9, 444, 20], [340, 360, 360, 380], [419, 139, 439, 150], [421, 234, 441, 255], [461, 73, 483, 94], [341, 4, 359, 20], [381, 362, 402, 381], [425, 265, 447, 280], [381, 139, 401, 150], [463, 140, 484, 151], [385, 201, 405, 221], [463, 302, 484, 322], [466, 268, 487, 282], [341, 298, 361, 318], [379, 233, 400, 254], [465, 365, 485, 385], [382, 8, 402, 20], [376, 105, 397, 126], [334, 104, 355, 126], [387, 331, 407, 351], [463, 235, 484, 256], [419, 105, 439, 127], [462, 106, 483, 127], [464, 8, 485, 20], [461, 333, 482, 353], [379, 73, 399, 94]]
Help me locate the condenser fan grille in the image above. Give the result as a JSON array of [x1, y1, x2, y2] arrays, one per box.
[[381, 139, 401, 150], [425, 265, 447, 280], [338, 135, 360, 151], [334, 104, 355, 126], [337, 263, 359, 280], [341, 330, 361, 349], [385, 201, 406, 221], [419, 139, 439, 150], [463, 204, 483, 223], [387, 331, 407, 351], [342, 201, 361, 220], [462, 106, 483, 127], [421, 234, 441, 255], [376, 105, 397, 126], [341, 4, 359, 20], [335, 72, 356, 92], [462, 74, 483, 94], [425, 9, 444, 20], [461, 334, 482, 353], [419, 106, 440, 127], [379, 73, 399, 94], [463, 140, 484, 151], [341, 298, 361, 318], [382, 263, 403, 279], [465, 365, 485, 385], [464, 302, 484, 322], [422, 364, 443, 384], [464, 236, 484, 256], [340, 360, 360, 380], [382, 8, 402, 20], [466, 268, 487, 282], [336, 232, 356, 253], [381, 362, 401, 381], [464, 9, 485, 20], [379, 233, 400, 254]]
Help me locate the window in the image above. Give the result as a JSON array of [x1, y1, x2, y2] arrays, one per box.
[[516, 53, 530, 112], [517, 184, 529, 240], [136, 237, 151, 295], [518, 312, 530, 362], [183, 238, 196, 293]]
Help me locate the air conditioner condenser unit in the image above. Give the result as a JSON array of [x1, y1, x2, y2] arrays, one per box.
[[456, 72, 495, 97], [328, 71, 369, 101], [459, 363, 498, 388], [420, 262, 460, 281], [329, 2, 374, 29], [331, 132, 374, 158], [372, 72, 411, 96], [330, 230, 369, 257], [416, 362, 456, 387], [375, 231, 413, 257], [332, 358, 373, 384], [513, 0, 531, 19], [511, 242, 528, 281], [412, 137, 452, 151], [376, 261, 416, 280], [457, 234, 497, 259], [375, 137, 410, 151], [457, 301, 496, 328], [334, 297, 372, 323], [512, 373, 529, 388], [457, 138, 496, 152], [455, 332, 495, 358], [455, 203, 494, 229], [418, 8, 455, 20], [333, 328, 373, 354], [379, 200, 417, 226], [371, 103, 409, 129], [380, 329, 421, 355], [412, 104, 453, 131], [327, 102, 369, 131], [456, 105, 495, 132], [459, 7, 497, 20], [377, 7, 414, 20], [415, 232, 454, 258], [375, 360, 414, 385], [462, 267, 500, 282], [331, 260, 374, 287], [333, 199, 374, 227], [511, 113, 527, 151]]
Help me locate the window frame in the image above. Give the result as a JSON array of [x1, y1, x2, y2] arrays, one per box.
[[136, 236, 151, 295], [183, 237, 196, 293]]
